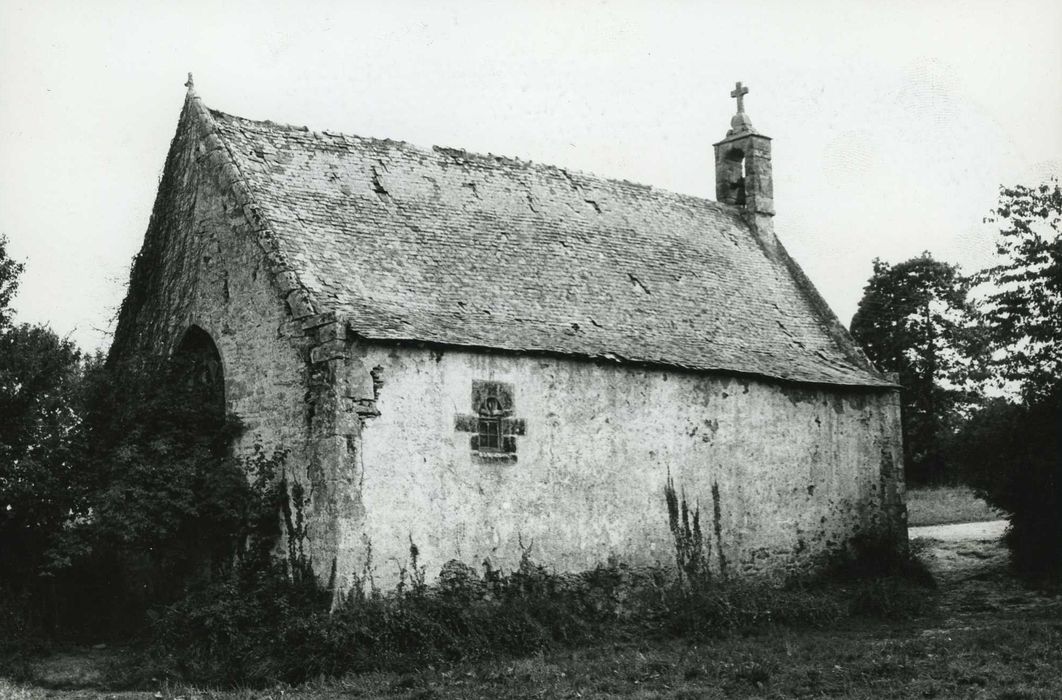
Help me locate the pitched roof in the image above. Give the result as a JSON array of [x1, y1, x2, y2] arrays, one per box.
[[204, 102, 889, 387]]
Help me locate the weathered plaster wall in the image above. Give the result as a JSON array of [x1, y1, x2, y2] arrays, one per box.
[[328, 343, 904, 590]]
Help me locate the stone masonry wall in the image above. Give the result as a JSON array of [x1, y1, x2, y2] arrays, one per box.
[[325, 342, 905, 591], [108, 96, 346, 573]]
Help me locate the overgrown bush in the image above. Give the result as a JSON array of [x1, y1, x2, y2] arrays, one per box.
[[956, 389, 1062, 578], [134, 476, 936, 688], [0, 333, 255, 644], [144, 536, 642, 686], [967, 179, 1062, 579], [137, 538, 936, 687]]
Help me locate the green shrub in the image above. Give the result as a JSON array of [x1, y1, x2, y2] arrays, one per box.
[[956, 389, 1062, 578], [135, 493, 938, 687], [0, 339, 255, 643]]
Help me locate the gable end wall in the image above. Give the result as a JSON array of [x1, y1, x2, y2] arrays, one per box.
[[108, 97, 351, 572]]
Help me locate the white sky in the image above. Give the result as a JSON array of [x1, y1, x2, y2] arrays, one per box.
[[2, 0, 1060, 353]]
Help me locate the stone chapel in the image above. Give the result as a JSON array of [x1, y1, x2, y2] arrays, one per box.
[[108, 77, 905, 590]]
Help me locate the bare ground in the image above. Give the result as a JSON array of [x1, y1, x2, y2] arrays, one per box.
[[912, 520, 1059, 620]]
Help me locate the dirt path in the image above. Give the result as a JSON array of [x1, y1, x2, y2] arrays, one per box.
[[909, 519, 1008, 542], [910, 519, 1061, 619]]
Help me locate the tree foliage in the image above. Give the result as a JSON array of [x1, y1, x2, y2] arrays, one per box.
[[2, 344, 255, 637], [955, 389, 1061, 577], [72, 353, 249, 608], [850, 253, 984, 485], [961, 180, 1062, 578], [0, 238, 94, 583], [0, 238, 248, 634], [978, 180, 1062, 403], [0, 235, 24, 330], [0, 326, 93, 576]]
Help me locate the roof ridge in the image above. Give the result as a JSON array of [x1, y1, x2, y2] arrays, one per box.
[[190, 96, 321, 322], [208, 107, 738, 217]]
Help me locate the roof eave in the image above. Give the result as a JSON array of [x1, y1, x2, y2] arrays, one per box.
[[340, 325, 899, 390]]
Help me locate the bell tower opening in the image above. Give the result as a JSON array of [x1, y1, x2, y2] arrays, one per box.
[[723, 146, 747, 206], [713, 81, 774, 216]]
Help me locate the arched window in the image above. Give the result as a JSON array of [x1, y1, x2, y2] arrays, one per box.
[[172, 325, 225, 419]]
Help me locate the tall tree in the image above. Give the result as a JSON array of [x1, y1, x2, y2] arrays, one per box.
[[0, 326, 88, 575], [0, 235, 25, 330], [0, 238, 91, 582], [0, 235, 248, 634], [978, 180, 1062, 403], [961, 179, 1062, 577], [851, 253, 984, 485]]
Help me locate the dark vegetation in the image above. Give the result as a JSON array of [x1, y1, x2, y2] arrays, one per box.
[[1, 322, 248, 643], [851, 180, 1061, 575], [955, 390, 1061, 576], [965, 181, 1062, 577], [2, 341, 934, 686], [0, 178, 1058, 690], [106, 481, 935, 687]]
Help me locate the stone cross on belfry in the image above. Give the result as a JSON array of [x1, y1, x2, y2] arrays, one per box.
[[730, 81, 749, 113]]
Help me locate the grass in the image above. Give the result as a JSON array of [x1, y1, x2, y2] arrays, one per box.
[[267, 619, 1062, 699], [6, 616, 1061, 699], [7, 532, 1062, 699], [906, 485, 1003, 527], [2, 491, 1042, 699]]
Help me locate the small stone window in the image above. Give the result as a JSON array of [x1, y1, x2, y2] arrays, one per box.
[[454, 380, 525, 464]]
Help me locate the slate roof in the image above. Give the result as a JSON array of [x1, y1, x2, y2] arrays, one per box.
[[207, 105, 889, 387]]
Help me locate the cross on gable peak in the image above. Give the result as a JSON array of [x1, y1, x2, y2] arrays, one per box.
[[724, 81, 756, 136], [730, 81, 749, 113]]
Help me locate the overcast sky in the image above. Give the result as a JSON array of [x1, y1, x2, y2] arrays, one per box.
[[2, 0, 1059, 352]]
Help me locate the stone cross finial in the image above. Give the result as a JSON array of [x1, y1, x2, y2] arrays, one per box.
[[730, 81, 749, 113], [185, 72, 195, 90]]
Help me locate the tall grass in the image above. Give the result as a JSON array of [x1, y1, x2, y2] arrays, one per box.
[[130, 483, 936, 688], [906, 485, 1002, 527]]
